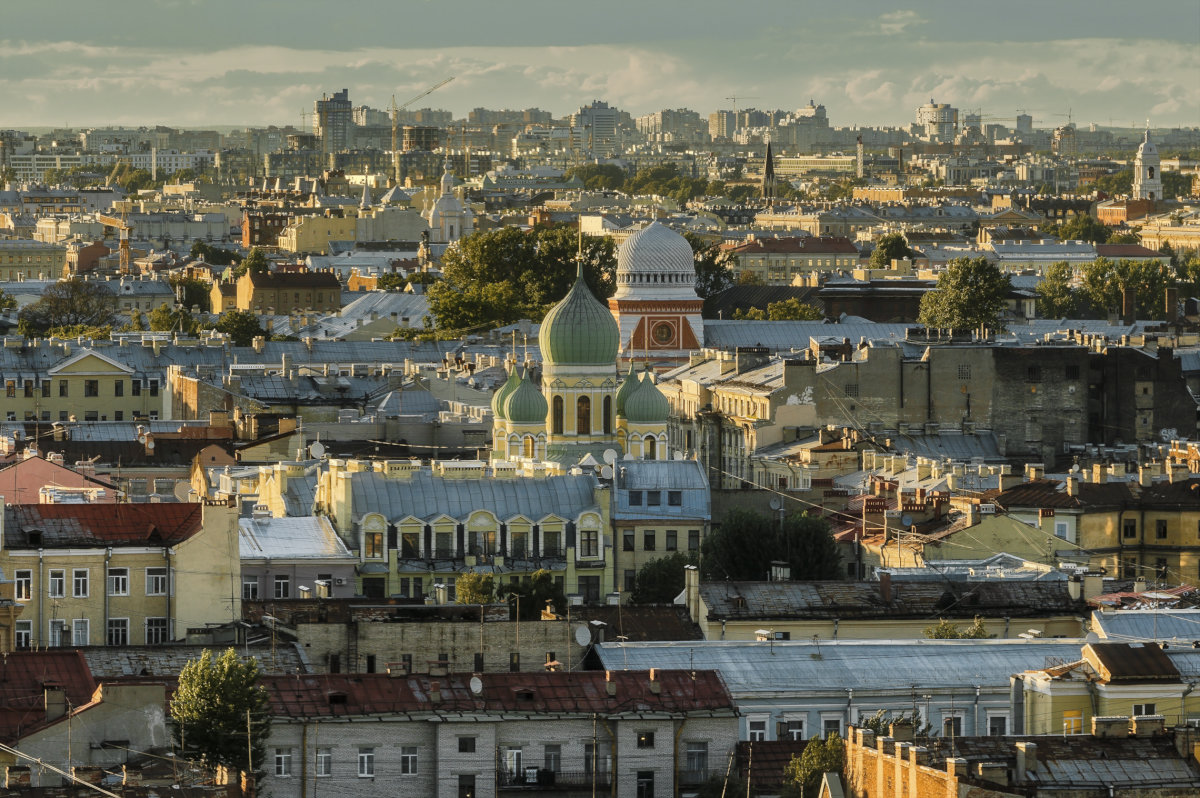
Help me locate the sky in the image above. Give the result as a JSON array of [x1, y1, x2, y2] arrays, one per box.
[[3, 0, 1198, 131]]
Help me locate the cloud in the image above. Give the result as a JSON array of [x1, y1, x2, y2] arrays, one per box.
[[877, 10, 926, 36]]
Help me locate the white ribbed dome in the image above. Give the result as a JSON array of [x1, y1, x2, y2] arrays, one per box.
[[1137, 130, 1159, 160], [613, 221, 699, 301]]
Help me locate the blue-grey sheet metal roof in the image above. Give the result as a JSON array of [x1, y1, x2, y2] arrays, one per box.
[[64, 420, 216, 441], [1176, 349, 1200, 374], [284, 475, 318, 517], [348, 470, 599, 523], [889, 431, 1004, 461], [1092, 609, 1200, 643], [1167, 649, 1200, 680], [374, 388, 440, 417], [239, 516, 354, 560], [613, 460, 710, 521], [704, 321, 912, 352], [593, 639, 1086, 693]]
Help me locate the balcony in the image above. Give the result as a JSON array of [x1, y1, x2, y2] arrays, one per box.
[[497, 769, 611, 791]]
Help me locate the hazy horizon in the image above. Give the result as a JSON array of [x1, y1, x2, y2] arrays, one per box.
[[4, 0, 1198, 130]]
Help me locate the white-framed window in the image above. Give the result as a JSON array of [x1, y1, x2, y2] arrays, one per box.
[[784, 718, 805, 740], [942, 712, 964, 738], [684, 741, 708, 779], [1054, 521, 1069, 540], [48, 619, 67, 647], [73, 569, 89, 598], [986, 712, 1008, 736], [747, 715, 768, 741], [14, 570, 31, 601], [106, 618, 129, 646], [107, 567, 129, 596], [243, 577, 259, 600], [274, 575, 290, 599], [358, 748, 375, 778], [145, 618, 170, 645], [275, 748, 292, 777], [504, 748, 523, 776], [15, 620, 32, 649], [820, 714, 843, 739], [48, 570, 65, 598], [72, 618, 89, 646], [316, 748, 331, 777], [146, 567, 169, 596], [1133, 703, 1157, 716], [399, 746, 417, 775]]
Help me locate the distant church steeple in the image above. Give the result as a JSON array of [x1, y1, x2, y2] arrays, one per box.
[[762, 140, 776, 203], [1132, 128, 1161, 202]]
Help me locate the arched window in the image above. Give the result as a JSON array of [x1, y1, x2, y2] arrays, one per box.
[[1148, 166, 1155, 179], [552, 396, 564, 434], [644, 435, 657, 460], [602, 396, 612, 434], [577, 396, 591, 435], [523, 435, 534, 459]]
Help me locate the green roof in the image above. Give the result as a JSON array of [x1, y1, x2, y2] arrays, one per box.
[[623, 374, 670, 424], [491, 367, 522, 420], [538, 266, 619, 366], [614, 362, 641, 417], [504, 371, 548, 424]]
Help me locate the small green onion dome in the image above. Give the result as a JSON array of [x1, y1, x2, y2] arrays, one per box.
[[504, 371, 548, 425], [491, 368, 522, 420], [614, 362, 641, 417], [623, 373, 671, 424], [538, 263, 619, 366]]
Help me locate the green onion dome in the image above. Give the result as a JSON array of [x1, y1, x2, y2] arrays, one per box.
[[623, 373, 670, 424], [614, 362, 641, 418], [504, 370, 549, 425], [491, 367, 522, 420], [538, 263, 619, 366]]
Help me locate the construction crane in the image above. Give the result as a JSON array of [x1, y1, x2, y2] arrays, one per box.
[[97, 207, 132, 274], [390, 76, 456, 186]]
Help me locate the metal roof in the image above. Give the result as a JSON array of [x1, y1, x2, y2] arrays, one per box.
[[239, 515, 353, 560], [593, 639, 1087, 694], [1092, 609, 1200, 643], [704, 321, 912, 352], [3, 504, 203, 547]]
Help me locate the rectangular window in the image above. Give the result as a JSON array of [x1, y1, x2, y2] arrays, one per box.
[[957, 364, 971, 380], [1122, 556, 1138, 579], [636, 731, 655, 748], [243, 577, 259, 600], [22, 379, 32, 398], [544, 743, 561, 772], [275, 749, 292, 777], [73, 569, 89, 598], [748, 719, 767, 741], [668, 491, 682, 506], [149, 379, 159, 397], [114, 380, 123, 397], [636, 771, 654, 798], [107, 567, 129, 596], [623, 530, 635, 551], [49, 620, 67, 647], [647, 491, 661, 507], [106, 618, 129, 646], [73, 618, 89, 646], [1156, 558, 1168, 579], [843, 383, 859, 398], [1123, 519, 1137, 539], [822, 717, 842, 739], [146, 567, 169, 595], [1055, 521, 1069, 540], [132, 379, 141, 396], [1133, 703, 1156, 716], [48, 569, 65, 598], [665, 530, 677, 550], [365, 532, 383, 558], [274, 575, 290, 599], [988, 714, 1008, 736], [688, 530, 701, 551], [15, 620, 32, 649], [1065, 365, 1080, 380], [785, 719, 805, 740], [624, 569, 636, 593], [1027, 365, 1042, 382], [629, 490, 643, 506], [14, 570, 31, 601], [1156, 519, 1168, 539], [145, 618, 169, 645], [685, 742, 708, 778], [42, 380, 50, 398], [942, 715, 963, 737], [316, 749, 331, 777], [581, 529, 599, 558], [85, 379, 99, 397], [358, 748, 375, 778], [458, 775, 475, 798], [579, 575, 600, 603], [1062, 709, 1082, 735], [459, 736, 476, 753], [59, 380, 68, 397], [399, 746, 417, 775]]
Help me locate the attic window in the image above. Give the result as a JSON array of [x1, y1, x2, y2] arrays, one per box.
[[27, 531, 42, 546], [516, 689, 535, 702], [733, 596, 747, 610], [328, 692, 348, 705]]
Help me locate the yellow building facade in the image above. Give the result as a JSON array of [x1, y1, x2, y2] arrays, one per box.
[[1, 348, 166, 423]]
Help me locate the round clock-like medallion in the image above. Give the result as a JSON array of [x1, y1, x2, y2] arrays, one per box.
[[652, 321, 675, 345]]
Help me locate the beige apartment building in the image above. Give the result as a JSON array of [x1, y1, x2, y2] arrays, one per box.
[[1, 348, 166, 423]]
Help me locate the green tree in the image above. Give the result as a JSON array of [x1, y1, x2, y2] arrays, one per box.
[[630, 552, 696, 604], [701, 509, 841, 582], [766, 297, 824, 320], [1056, 214, 1110, 246], [684, 231, 736, 303], [783, 733, 845, 798], [149, 302, 199, 335], [213, 309, 265, 346], [171, 648, 270, 777], [1106, 231, 1141, 245], [1035, 261, 1080, 318], [923, 616, 990, 639], [1162, 171, 1192, 201], [427, 225, 615, 332], [170, 274, 213, 312], [18, 278, 118, 336], [120, 312, 146, 332], [1090, 169, 1132, 197], [375, 272, 408, 291], [917, 257, 1011, 330], [870, 233, 913, 268], [1080, 257, 1172, 320], [232, 247, 269, 278], [0, 287, 16, 311], [499, 569, 566, 620], [190, 241, 239, 266], [563, 164, 627, 191], [456, 572, 495, 605], [858, 708, 931, 738], [1174, 251, 1200, 298], [47, 324, 113, 340], [731, 306, 767, 320]]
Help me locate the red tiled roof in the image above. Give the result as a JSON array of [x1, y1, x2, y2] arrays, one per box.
[[0, 651, 98, 743], [3, 504, 204, 547], [725, 236, 858, 255], [265, 670, 734, 718]]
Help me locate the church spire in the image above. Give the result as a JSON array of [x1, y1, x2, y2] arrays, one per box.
[[762, 139, 776, 204]]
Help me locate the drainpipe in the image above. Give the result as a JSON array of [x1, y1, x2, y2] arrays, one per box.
[[973, 686, 981, 736], [38, 548, 44, 647], [104, 546, 112, 641], [300, 720, 309, 798], [164, 546, 172, 641]]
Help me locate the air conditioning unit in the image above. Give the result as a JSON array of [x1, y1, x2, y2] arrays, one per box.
[[334, 578, 346, 585]]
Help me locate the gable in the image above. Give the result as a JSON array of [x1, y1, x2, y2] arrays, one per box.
[[47, 349, 135, 376]]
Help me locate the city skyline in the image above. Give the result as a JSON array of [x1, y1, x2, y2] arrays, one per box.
[[4, 0, 1198, 130]]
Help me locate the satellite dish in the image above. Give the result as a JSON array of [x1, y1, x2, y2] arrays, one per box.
[[136, 433, 146, 444], [308, 441, 326, 459], [600, 465, 614, 480], [603, 449, 619, 465], [574, 625, 592, 647], [469, 676, 483, 695], [769, 498, 783, 511], [145, 439, 155, 450], [900, 514, 913, 528]]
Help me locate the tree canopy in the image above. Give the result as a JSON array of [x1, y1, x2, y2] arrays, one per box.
[[498, 569, 566, 620], [0, 287, 16, 311], [1035, 261, 1080, 318], [169, 275, 212, 312], [149, 303, 199, 335], [701, 509, 841, 582], [733, 297, 824, 321], [684, 231, 736, 303], [917, 257, 1011, 330], [456, 572, 495, 605], [783, 733, 845, 798], [923, 616, 991, 639], [426, 225, 616, 333], [232, 248, 269, 278], [1080, 257, 1172, 320], [190, 241, 239, 266], [17, 279, 117, 336], [1054, 214, 1111, 246], [170, 648, 270, 777], [870, 232, 913, 268], [213, 309, 265, 346], [630, 552, 696, 604]]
